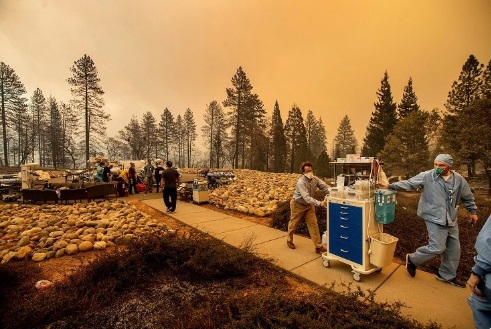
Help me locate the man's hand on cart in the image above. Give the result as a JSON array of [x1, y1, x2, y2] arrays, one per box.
[[320, 200, 327, 208]]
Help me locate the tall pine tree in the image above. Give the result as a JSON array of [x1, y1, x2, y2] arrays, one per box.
[[332, 115, 358, 158], [270, 101, 287, 173], [67, 54, 109, 168], [183, 108, 197, 167], [202, 100, 228, 168], [0, 62, 26, 166], [398, 77, 420, 119], [284, 105, 308, 173], [29, 88, 47, 165], [362, 71, 397, 157], [445, 54, 483, 114], [444, 54, 484, 176], [158, 108, 175, 162]]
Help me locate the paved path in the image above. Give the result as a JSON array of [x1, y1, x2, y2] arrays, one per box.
[[141, 197, 474, 329]]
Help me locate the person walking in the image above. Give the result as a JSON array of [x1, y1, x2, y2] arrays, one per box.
[[377, 153, 478, 287], [154, 161, 164, 193], [287, 161, 330, 254], [143, 159, 155, 193], [128, 162, 139, 194], [161, 161, 180, 213], [467, 214, 491, 329]]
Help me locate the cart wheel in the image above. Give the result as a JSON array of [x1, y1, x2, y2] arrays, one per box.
[[353, 272, 361, 282], [322, 259, 331, 268], [375, 268, 383, 273]]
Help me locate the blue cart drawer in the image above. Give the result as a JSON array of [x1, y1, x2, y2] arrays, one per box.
[[329, 240, 362, 264]]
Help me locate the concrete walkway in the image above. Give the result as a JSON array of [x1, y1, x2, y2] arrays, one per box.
[[142, 198, 474, 329]]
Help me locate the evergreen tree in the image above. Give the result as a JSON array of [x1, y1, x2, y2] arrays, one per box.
[[380, 111, 430, 177], [362, 71, 397, 157], [0, 62, 27, 166], [398, 77, 420, 119], [183, 108, 197, 168], [202, 100, 228, 168], [270, 101, 287, 173], [481, 60, 491, 99], [316, 150, 332, 179], [284, 105, 308, 173], [46, 96, 63, 168], [333, 115, 358, 158], [313, 117, 328, 158], [29, 88, 47, 164], [223, 67, 264, 169], [304, 111, 327, 160], [442, 98, 491, 185], [141, 111, 157, 160], [175, 114, 184, 166], [445, 54, 483, 114], [245, 93, 266, 169], [444, 54, 484, 176], [158, 108, 175, 161], [119, 116, 145, 160], [59, 101, 79, 169], [67, 54, 109, 168]]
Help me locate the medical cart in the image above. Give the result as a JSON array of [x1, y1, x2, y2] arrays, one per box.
[[322, 197, 386, 282]]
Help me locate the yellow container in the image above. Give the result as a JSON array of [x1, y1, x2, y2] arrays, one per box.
[[369, 233, 398, 268]]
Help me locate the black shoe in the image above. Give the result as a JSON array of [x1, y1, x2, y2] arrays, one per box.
[[406, 254, 416, 277], [168, 208, 175, 214], [287, 240, 295, 250], [436, 273, 465, 288], [315, 245, 327, 254]]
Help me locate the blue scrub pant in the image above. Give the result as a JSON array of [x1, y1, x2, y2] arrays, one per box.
[[468, 273, 491, 329], [409, 220, 460, 280]]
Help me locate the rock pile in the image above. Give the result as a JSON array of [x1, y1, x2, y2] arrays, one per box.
[[208, 169, 300, 217], [0, 200, 171, 264]]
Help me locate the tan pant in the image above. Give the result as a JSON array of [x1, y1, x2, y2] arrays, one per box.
[[288, 199, 322, 248]]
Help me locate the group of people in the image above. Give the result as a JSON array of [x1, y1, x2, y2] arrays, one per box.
[[288, 154, 489, 328], [94, 162, 114, 183]]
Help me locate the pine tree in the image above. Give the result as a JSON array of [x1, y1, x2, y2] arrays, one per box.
[[270, 101, 287, 173], [158, 108, 175, 162], [175, 115, 184, 166], [398, 77, 420, 119], [284, 105, 308, 173], [316, 150, 332, 179], [380, 111, 430, 177], [59, 101, 79, 169], [183, 108, 197, 167], [223, 67, 264, 169], [445, 54, 484, 114], [202, 100, 228, 168], [120, 116, 145, 160], [0, 62, 27, 166], [29, 88, 47, 164], [444, 54, 484, 176], [46, 96, 63, 168], [67, 54, 109, 168], [333, 115, 358, 158], [362, 71, 397, 157], [141, 111, 157, 160]]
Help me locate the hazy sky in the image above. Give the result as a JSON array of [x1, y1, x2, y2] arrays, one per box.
[[1, 0, 490, 155]]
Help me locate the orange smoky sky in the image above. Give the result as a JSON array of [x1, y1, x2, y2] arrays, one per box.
[[1, 0, 490, 156]]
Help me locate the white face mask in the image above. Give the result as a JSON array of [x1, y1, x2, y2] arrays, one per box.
[[304, 172, 314, 179]]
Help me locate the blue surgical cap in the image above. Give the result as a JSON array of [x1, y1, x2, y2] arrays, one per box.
[[435, 154, 453, 167]]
